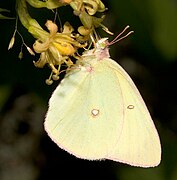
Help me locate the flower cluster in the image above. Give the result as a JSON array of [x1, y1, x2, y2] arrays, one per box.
[[33, 20, 86, 83], [10, 0, 110, 84]]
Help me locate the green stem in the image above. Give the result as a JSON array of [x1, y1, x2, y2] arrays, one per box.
[[16, 0, 32, 29], [16, 0, 48, 40]]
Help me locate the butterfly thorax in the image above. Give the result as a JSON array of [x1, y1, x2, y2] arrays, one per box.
[[95, 46, 110, 60]]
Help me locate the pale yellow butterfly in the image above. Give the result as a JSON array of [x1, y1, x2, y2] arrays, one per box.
[[45, 36, 161, 167]]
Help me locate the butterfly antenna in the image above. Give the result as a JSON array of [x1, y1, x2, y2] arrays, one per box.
[[108, 25, 134, 46]]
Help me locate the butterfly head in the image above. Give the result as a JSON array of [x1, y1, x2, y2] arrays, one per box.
[[96, 38, 109, 50], [94, 38, 110, 59]]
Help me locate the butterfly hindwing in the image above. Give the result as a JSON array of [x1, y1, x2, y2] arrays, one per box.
[[105, 59, 161, 167]]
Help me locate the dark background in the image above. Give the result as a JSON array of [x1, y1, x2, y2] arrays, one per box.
[[0, 0, 177, 180]]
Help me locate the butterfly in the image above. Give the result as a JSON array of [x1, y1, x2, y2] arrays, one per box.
[[44, 36, 161, 168]]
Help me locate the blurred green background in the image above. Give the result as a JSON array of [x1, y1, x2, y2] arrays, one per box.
[[0, 0, 177, 180]]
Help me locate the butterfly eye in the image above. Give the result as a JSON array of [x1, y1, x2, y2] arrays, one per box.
[[91, 109, 100, 117]]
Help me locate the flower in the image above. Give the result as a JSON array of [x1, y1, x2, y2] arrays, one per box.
[[33, 20, 86, 75]]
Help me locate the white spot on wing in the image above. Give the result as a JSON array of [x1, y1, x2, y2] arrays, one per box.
[[91, 109, 100, 117], [127, 105, 135, 109]]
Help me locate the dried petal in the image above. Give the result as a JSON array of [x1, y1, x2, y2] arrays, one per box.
[[8, 36, 15, 50], [78, 26, 90, 36], [33, 40, 49, 53], [26, 46, 35, 55], [45, 79, 53, 85], [52, 74, 60, 81], [18, 51, 23, 59], [60, 0, 72, 4], [45, 20, 58, 36], [62, 22, 74, 34]]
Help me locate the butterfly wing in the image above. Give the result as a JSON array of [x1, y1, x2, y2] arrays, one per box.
[[45, 54, 161, 167], [45, 57, 125, 159], [104, 59, 161, 167]]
